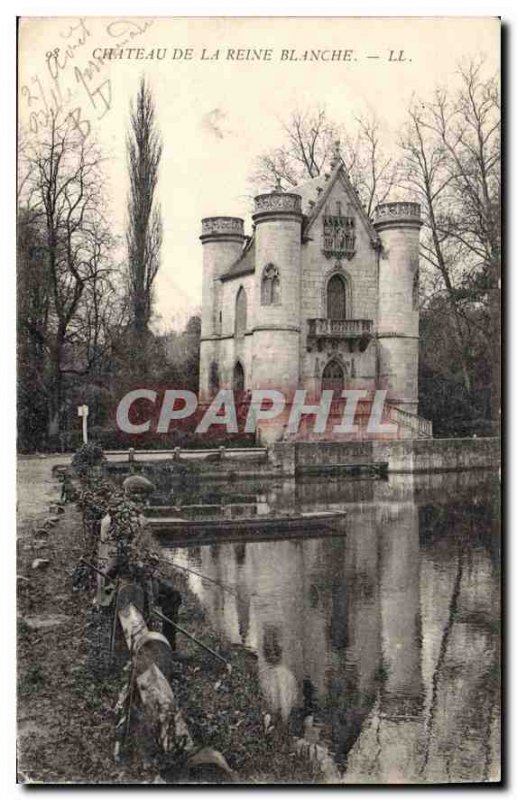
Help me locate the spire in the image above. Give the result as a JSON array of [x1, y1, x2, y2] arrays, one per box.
[[330, 139, 342, 169]]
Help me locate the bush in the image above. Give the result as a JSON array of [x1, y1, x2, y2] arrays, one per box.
[[72, 442, 106, 478]]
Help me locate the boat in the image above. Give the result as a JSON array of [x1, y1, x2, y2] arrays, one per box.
[[145, 508, 347, 545]]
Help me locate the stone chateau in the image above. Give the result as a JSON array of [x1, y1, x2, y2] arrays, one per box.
[[199, 144, 432, 440]]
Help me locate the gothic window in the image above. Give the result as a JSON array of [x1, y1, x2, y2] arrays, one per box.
[[233, 361, 245, 393], [413, 270, 419, 309], [322, 359, 345, 392], [235, 286, 247, 338], [261, 264, 280, 305], [209, 361, 220, 394], [327, 274, 347, 320]]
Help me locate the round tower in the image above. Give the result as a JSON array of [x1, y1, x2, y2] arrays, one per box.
[[199, 217, 245, 399], [251, 185, 302, 395], [373, 202, 422, 416]]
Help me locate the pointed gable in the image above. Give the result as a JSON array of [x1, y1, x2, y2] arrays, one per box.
[[296, 161, 380, 248]]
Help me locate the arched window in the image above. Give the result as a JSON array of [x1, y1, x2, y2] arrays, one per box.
[[235, 286, 247, 338], [413, 270, 419, 310], [209, 361, 220, 394], [233, 360, 245, 392], [322, 359, 345, 392], [261, 264, 280, 305], [327, 274, 347, 320]]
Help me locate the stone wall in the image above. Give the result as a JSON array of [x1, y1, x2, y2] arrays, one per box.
[[269, 437, 500, 476], [374, 436, 501, 474]]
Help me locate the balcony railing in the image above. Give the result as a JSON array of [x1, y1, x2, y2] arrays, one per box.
[[307, 318, 373, 353], [307, 318, 373, 338]]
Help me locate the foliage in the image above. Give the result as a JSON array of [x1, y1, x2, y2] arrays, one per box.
[[76, 476, 114, 521], [106, 493, 146, 574], [126, 77, 163, 339], [72, 442, 107, 479], [419, 298, 494, 436], [75, 467, 158, 580], [159, 315, 201, 391]]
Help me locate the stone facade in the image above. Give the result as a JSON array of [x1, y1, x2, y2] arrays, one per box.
[[199, 151, 426, 440]]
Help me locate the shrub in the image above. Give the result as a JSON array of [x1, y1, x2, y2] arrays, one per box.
[[72, 442, 106, 478]]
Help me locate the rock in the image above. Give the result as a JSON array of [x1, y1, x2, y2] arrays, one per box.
[[31, 558, 50, 570], [23, 614, 68, 630], [123, 475, 156, 496], [186, 748, 236, 782]]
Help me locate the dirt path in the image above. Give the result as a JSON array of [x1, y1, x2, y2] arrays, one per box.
[[17, 456, 70, 525]]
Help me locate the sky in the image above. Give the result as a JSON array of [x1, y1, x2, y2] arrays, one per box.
[[18, 16, 500, 331]]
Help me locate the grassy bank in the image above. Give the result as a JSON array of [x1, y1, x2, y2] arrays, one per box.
[[17, 456, 322, 784]]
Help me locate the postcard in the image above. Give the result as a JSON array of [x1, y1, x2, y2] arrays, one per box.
[[17, 16, 501, 785]]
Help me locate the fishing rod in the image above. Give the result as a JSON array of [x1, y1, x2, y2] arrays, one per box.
[[167, 559, 246, 597], [80, 555, 240, 600], [151, 608, 232, 672]]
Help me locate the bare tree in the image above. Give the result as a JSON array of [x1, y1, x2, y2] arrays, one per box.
[[19, 111, 118, 439], [399, 58, 500, 425], [252, 108, 336, 187], [126, 78, 163, 338], [399, 103, 474, 393], [251, 106, 398, 214], [64, 226, 127, 377]]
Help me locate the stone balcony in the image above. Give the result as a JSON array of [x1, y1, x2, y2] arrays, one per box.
[[307, 318, 373, 352]]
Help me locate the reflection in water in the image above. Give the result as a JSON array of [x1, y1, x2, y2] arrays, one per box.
[[163, 471, 500, 783]]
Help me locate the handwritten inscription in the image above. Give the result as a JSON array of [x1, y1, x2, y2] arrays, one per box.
[[20, 18, 411, 143], [20, 18, 154, 140]]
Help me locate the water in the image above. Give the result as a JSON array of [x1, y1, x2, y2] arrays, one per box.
[[161, 470, 500, 783]]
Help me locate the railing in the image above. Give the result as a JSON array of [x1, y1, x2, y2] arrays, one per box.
[[386, 404, 433, 438], [307, 318, 373, 338], [104, 447, 268, 463]]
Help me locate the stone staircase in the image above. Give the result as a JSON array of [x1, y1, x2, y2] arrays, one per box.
[[276, 399, 433, 442], [384, 404, 433, 439]]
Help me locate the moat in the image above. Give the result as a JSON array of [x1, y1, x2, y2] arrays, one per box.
[[159, 469, 500, 783]]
